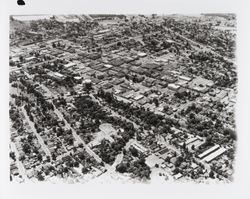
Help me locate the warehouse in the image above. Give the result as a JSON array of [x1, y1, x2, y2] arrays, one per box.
[[203, 147, 227, 163], [198, 144, 220, 159]]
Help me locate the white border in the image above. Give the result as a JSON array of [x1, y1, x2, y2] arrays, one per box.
[[1, 0, 250, 199]]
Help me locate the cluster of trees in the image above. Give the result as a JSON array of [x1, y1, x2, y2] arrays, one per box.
[[18, 135, 43, 163], [223, 127, 237, 141], [125, 74, 145, 83], [9, 105, 24, 132], [97, 139, 127, 164], [72, 96, 138, 165], [37, 150, 98, 180], [184, 101, 236, 146], [187, 50, 236, 86], [116, 156, 151, 180], [53, 96, 67, 107], [96, 121, 135, 165], [10, 152, 16, 161], [74, 95, 107, 122], [11, 93, 29, 107], [174, 89, 192, 100], [74, 95, 136, 145], [62, 20, 99, 39], [215, 73, 236, 88], [20, 78, 54, 112], [165, 18, 235, 58]]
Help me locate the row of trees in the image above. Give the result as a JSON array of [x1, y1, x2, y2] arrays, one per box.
[[97, 89, 176, 129]]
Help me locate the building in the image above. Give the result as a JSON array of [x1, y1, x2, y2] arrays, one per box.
[[198, 144, 220, 159], [168, 83, 180, 91], [134, 94, 144, 101], [137, 52, 147, 57], [203, 147, 227, 163], [189, 76, 214, 93], [179, 75, 192, 82], [83, 79, 92, 89], [64, 62, 77, 69], [24, 56, 36, 62], [47, 71, 66, 81]]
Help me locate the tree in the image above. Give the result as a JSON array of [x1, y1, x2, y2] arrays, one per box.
[[182, 142, 186, 150], [82, 167, 89, 174], [209, 170, 215, 178], [130, 146, 139, 157], [153, 98, 159, 107], [10, 152, 16, 161], [52, 153, 57, 161], [19, 155, 25, 162], [205, 135, 213, 146], [117, 41, 122, 47], [37, 173, 45, 181], [224, 128, 237, 140], [30, 21, 39, 32], [37, 153, 43, 162], [116, 162, 127, 173], [22, 143, 31, 154], [19, 55, 24, 63], [46, 156, 51, 162], [52, 42, 56, 48]]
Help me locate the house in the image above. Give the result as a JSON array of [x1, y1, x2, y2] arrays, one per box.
[[173, 173, 183, 180], [168, 83, 180, 91], [179, 75, 192, 82], [138, 98, 147, 105], [161, 75, 177, 83], [134, 94, 144, 101], [111, 78, 125, 85], [104, 64, 113, 69], [143, 78, 156, 87], [137, 52, 147, 57], [64, 62, 77, 69]]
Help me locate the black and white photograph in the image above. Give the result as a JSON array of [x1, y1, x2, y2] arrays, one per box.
[[1, 0, 250, 199], [9, 13, 237, 183]]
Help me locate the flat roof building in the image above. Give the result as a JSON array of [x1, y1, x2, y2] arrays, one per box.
[[203, 147, 227, 163], [198, 144, 220, 159]]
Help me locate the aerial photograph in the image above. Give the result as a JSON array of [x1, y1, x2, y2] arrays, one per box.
[[9, 14, 237, 183]]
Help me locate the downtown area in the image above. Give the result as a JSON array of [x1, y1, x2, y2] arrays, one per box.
[[9, 14, 237, 183]]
